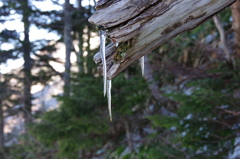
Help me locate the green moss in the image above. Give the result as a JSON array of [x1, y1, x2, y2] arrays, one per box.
[[113, 40, 132, 62]]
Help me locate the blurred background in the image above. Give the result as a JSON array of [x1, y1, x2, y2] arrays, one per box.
[[0, 0, 240, 158]]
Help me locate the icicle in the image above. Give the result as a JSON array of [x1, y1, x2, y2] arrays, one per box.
[[140, 56, 144, 77], [107, 79, 112, 121], [99, 30, 107, 96], [99, 30, 113, 121]]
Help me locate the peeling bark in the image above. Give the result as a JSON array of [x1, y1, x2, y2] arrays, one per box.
[[89, 0, 236, 79]]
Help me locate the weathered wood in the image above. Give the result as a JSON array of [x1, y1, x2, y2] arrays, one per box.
[[89, 0, 236, 79], [90, 0, 159, 29]]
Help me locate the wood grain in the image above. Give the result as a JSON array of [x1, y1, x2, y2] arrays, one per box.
[[89, 0, 236, 79]]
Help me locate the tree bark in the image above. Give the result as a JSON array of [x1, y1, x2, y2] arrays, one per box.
[[89, 0, 236, 79], [63, 0, 73, 96], [22, 0, 32, 124], [231, 0, 240, 57]]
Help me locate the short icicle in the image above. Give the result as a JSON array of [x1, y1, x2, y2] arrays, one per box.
[[107, 80, 112, 121], [140, 56, 144, 77], [99, 30, 107, 96]]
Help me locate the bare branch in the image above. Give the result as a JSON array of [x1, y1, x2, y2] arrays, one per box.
[[213, 15, 231, 61]]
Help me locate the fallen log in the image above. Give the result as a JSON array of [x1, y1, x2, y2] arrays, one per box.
[[89, 0, 236, 79]]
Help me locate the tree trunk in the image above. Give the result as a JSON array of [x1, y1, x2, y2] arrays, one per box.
[[0, 100, 4, 153], [231, 0, 240, 57], [89, 0, 236, 79], [63, 0, 73, 96], [22, 0, 32, 124], [76, 0, 83, 73], [143, 55, 176, 116]]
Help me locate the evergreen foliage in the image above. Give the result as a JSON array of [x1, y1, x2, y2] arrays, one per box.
[[31, 64, 149, 158], [149, 67, 240, 158]]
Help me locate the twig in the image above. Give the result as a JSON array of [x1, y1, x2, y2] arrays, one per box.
[[213, 15, 235, 68]]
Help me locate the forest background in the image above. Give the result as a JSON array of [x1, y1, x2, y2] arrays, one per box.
[[0, 0, 240, 158]]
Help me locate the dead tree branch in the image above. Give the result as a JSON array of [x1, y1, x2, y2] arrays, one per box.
[[89, 0, 236, 79]]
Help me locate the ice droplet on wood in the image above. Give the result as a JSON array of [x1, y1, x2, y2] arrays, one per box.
[[107, 79, 112, 121], [99, 30, 107, 96], [140, 56, 144, 77]]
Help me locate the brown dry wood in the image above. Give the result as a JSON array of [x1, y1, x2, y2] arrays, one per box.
[[89, 0, 236, 79], [231, 0, 240, 57]]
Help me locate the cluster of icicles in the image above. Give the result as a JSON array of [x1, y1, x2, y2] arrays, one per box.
[[99, 30, 144, 121]]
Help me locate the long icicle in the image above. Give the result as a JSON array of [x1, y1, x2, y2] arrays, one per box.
[[99, 30, 107, 96], [107, 79, 112, 121], [140, 56, 144, 77]]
